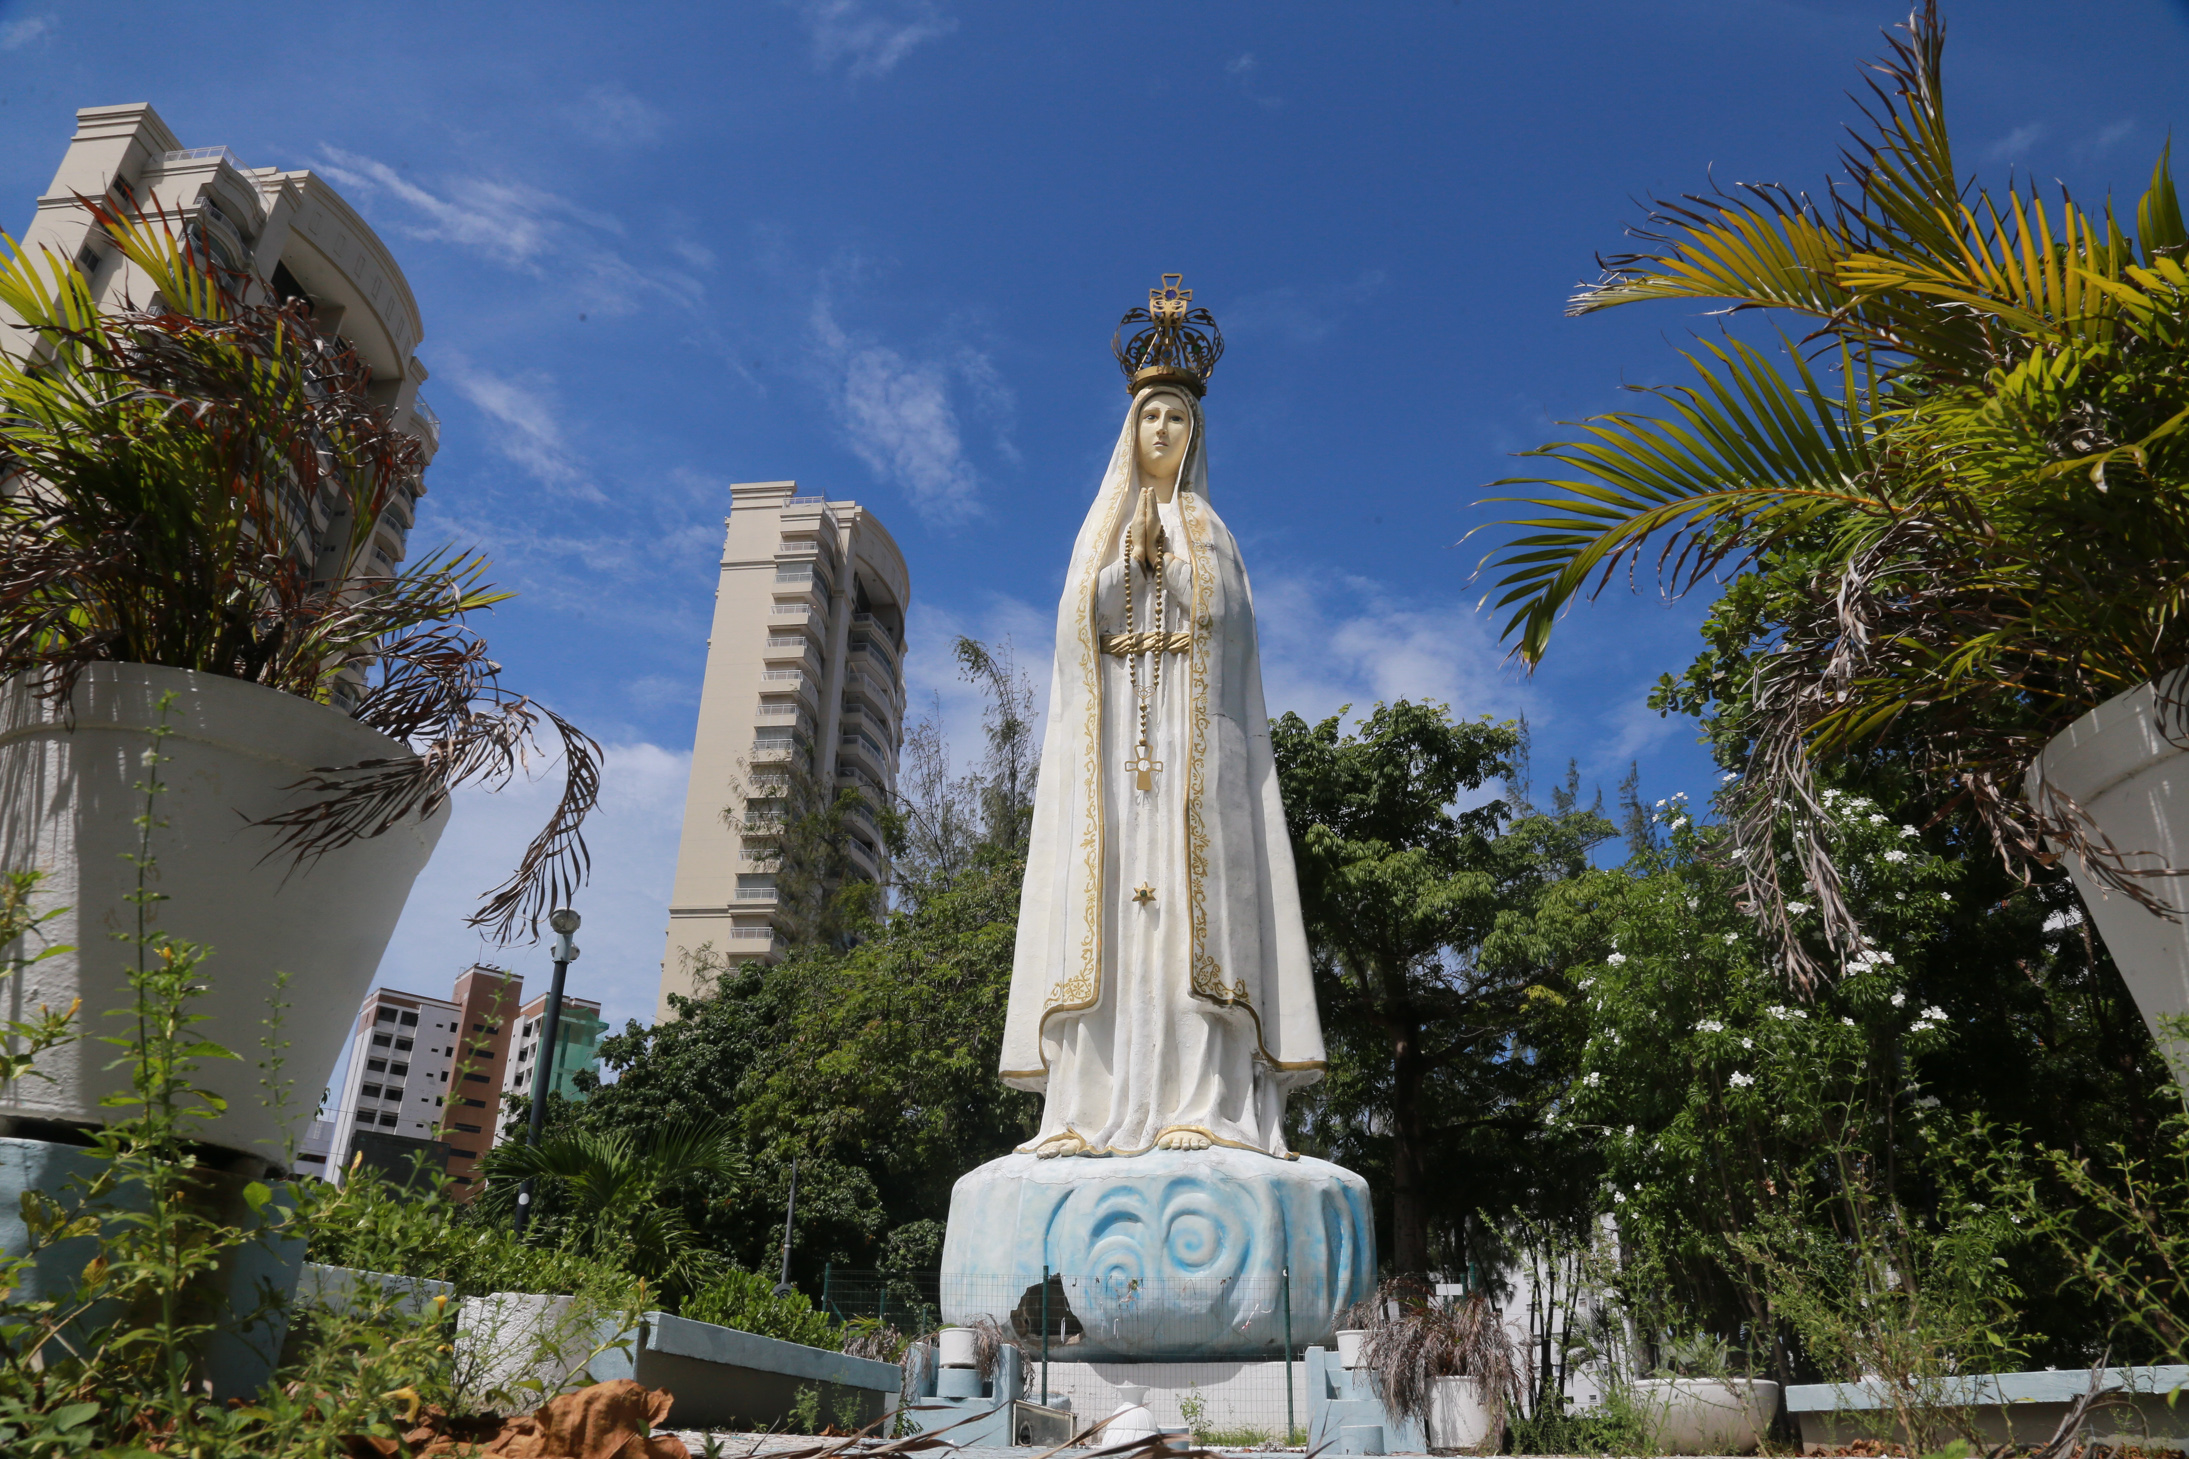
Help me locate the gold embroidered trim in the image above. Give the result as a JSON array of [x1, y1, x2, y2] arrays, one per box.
[[1180, 491, 1251, 1011], [1099, 630, 1193, 656]]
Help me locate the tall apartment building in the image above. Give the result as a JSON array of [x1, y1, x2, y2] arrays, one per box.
[[319, 987, 462, 1182], [494, 991, 608, 1144], [8, 104, 437, 581], [659, 483, 911, 1015], [442, 965, 524, 1196]]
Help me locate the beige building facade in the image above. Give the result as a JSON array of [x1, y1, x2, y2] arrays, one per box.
[[658, 483, 910, 1015], [8, 103, 437, 583]]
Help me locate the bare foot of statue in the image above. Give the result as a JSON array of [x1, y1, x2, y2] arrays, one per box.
[[1034, 1132, 1089, 1159], [1155, 1128, 1213, 1151]]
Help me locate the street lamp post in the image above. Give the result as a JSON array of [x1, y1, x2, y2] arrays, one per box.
[[513, 906, 580, 1238]]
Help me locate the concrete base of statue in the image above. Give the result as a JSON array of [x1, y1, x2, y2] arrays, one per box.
[[939, 1147, 1376, 1360]]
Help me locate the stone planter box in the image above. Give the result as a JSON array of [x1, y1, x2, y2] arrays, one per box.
[[1427, 1374, 1498, 1454], [0, 665, 447, 1164], [1632, 1378, 1779, 1455], [1786, 1366, 2189, 1453], [2029, 677, 2189, 1076]]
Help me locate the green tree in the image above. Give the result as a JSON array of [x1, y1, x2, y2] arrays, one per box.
[[1474, 3, 2189, 978], [477, 1118, 740, 1296], [1271, 700, 1611, 1276]]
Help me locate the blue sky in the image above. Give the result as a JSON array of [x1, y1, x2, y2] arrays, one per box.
[[6, 1, 2189, 1055]]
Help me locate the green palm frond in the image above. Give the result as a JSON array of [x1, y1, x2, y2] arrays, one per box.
[[1478, 337, 1880, 664]]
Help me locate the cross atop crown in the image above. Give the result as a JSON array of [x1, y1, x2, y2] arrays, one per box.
[[1149, 275, 1193, 322]]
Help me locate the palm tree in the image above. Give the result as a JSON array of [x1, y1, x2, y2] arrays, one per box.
[[1476, 2, 2189, 986], [480, 1119, 742, 1292]]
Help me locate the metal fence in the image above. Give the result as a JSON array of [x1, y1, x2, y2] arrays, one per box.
[[815, 1270, 1313, 1443]]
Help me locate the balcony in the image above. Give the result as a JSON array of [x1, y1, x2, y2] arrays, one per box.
[[838, 729, 890, 775], [405, 397, 440, 453]]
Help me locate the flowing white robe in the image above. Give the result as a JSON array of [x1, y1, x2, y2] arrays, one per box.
[[1001, 388, 1325, 1157]]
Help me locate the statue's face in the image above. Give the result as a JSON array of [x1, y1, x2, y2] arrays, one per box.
[[1135, 392, 1192, 484]]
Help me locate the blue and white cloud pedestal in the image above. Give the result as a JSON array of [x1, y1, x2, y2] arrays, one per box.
[[939, 1148, 1377, 1362]]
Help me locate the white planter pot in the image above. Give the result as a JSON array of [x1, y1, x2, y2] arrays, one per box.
[[0, 665, 447, 1166], [2030, 679, 2189, 1075], [1632, 1378, 1779, 1456], [1336, 1327, 1367, 1368], [936, 1325, 978, 1368], [1427, 1374, 1497, 1453]]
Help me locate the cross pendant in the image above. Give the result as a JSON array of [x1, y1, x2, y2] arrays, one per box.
[[1125, 743, 1164, 791]]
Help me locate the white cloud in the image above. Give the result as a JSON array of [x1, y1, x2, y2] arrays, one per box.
[[565, 84, 667, 146], [312, 148, 699, 319], [1225, 270, 1387, 346], [316, 147, 576, 267], [796, 0, 957, 78], [1250, 568, 1532, 731], [335, 741, 692, 1099], [811, 295, 987, 523], [438, 362, 601, 501], [1985, 122, 2047, 163], [0, 15, 53, 49], [671, 239, 717, 269]]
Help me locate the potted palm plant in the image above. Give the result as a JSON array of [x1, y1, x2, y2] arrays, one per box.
[[1346, 1279, 1516, 1455], [0, 196, 599, 1164], [1477, 3, 2189, 1069]]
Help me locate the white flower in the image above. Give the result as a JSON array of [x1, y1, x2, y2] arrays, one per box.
[[1654, 799, 1667, 808], [1741, 1037, 1754, 1050], [1687, 898, 1700, 911], [1583, 1071, 1601, 1088], [1625, 1125, 1636, 1137], [1723, 932, 1738, 945], [1728, 1071, 1755, 1088], [1671, 816, 1689, 830], [1883, 849, 1909, 864], [1874, 950, 1896, 965], [1731, 848, 1748, 861], [1787, 901, 1812, 915], [1868, 813, 1888, 826], [1613, 1190, 1627, 1203], [1922, 1006, 1946, 1021], [1606, 953, 1627, 966], [1900, 825, 1918, 838], [1914, 1095, 1941, 1109], [1697, 1020, 1725, 1034], [1578, 977, 1595, 990], [1890, 991, 1907, 1008], [1940, 892, 1953, 902], [1841, 1017, 1856, 1027], [140, 748, 160, 767]]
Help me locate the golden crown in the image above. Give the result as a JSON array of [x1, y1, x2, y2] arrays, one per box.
[[1113, 274, 1223, 397]]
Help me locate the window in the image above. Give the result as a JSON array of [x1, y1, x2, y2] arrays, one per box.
[[298, 1152, 326, 1165], [471, 1022, 486, 1032], [376, 1009, 397, 1024], [453, 1123, 482, 1135], [360, 1084, 381, 1099], [462, 1097, 487, 1109], [463, 1072, 489, 1084], [377, 1113, 397, 1126], [371, 1032, 391, 1047], [394, 1037, 413, 1052], [398, 1011, 418, 1026], [447, 1148, 474, 1161], [389, 1063, 409, 1077], [367, 1059, 387, 1074], [354, 1110, 373, 1124]]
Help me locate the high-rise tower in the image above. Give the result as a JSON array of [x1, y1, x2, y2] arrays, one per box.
[[658, 483, 909, 1015]]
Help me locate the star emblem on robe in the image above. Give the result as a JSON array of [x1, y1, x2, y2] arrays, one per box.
[[1132, 883, 1156, 905]]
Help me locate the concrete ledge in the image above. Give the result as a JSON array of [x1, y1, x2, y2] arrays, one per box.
[[1786, 1365, 2189, 1412], [1786, 1366, 2189, 1453], [642, 1312, 899, 1392]]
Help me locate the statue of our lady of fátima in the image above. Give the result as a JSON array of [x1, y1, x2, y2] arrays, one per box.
[[1000, 276, 1326, 1160]]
